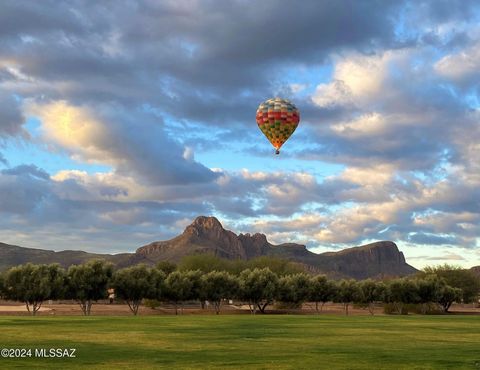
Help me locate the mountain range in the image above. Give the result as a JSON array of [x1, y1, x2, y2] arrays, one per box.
[[0, 216, 421, 279], [137, 216, 418, 279]]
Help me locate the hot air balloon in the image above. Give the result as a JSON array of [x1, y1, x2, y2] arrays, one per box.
[[256, 97, 300, 155]]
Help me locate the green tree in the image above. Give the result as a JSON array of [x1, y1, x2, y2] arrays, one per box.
[[335, 279, 362, 315], [277, 273, 311, 309], [112, 265, 165, 315], [3, 263, 65, 316], [201, 271, 239, 314], [227, 259, 250, 275], [0, 273, 4, 299], [156, 261, 177, 276], [359, 279, 386, 315], [247, 256, 305, 276], [239, 268, 279, 314], [310, 275, 336, 313], [416, 276, 443, 314], [178, 255, 306, 276], [386, 278, 419, 314], [178, 254, 230, 273], [422, 264, 480, 303], [164, 271, 194, 315], [184, 269, 207, 308], [66, 260, 114, 316], [438, 285, 462, 312]]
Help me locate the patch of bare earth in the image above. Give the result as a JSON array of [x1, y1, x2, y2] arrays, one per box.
[[0, 300, 477, 316]]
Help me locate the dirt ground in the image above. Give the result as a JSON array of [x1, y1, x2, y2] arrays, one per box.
[[0, 300, 478, 316]]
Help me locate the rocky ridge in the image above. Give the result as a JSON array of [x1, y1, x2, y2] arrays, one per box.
[[137, 216, 418, 279]]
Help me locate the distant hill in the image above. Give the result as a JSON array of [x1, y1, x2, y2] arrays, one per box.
[[0, 216, 418, 279], [0, 242, 147, 271]]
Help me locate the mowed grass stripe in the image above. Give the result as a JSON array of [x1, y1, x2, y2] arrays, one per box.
[[0, 315, 479, 369]]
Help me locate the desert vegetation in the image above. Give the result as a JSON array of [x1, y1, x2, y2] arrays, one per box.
[[0, 256, 478, 316]]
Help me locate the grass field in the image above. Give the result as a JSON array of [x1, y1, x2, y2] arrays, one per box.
[[1, 315, 479, 369]]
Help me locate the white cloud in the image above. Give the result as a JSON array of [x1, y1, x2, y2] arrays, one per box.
[[312, 51, 401, 107], [330, 112, 387, 138], [435, 42, 480, 85], [29, 101, 109, 164]]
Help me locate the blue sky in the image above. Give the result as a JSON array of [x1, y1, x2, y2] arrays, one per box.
[[0, 0, 479, 268]]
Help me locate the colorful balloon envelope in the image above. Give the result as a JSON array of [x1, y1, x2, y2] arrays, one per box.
[[256, 97, 300, 154]]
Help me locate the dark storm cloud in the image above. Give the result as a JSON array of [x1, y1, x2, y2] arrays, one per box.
[[0, 166, 50, 214], [103, 0, 402, 84], [0, 1, 86, 37], [2, 164, 50, 179], [297, 123, 452, 172], [0, 68, 16, 82], [92, 107, 219, 186], [211, 197, 259, 218], [407, 232, 457, 246], [0, 92, 25, 136], [0, 0, 405, 123]]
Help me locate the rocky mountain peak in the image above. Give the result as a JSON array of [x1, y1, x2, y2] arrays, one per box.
[[239, 232, 268, 243], [184, 216, 223, 236], [238, 232, 271, 259], [193, 216, 223, 229], [179, 216, 245, 259]]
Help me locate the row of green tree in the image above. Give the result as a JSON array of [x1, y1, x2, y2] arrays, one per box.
[[1, 258, 477, 316]]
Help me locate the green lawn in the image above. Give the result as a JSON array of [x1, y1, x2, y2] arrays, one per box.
[[0, 315, 479, 369]]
